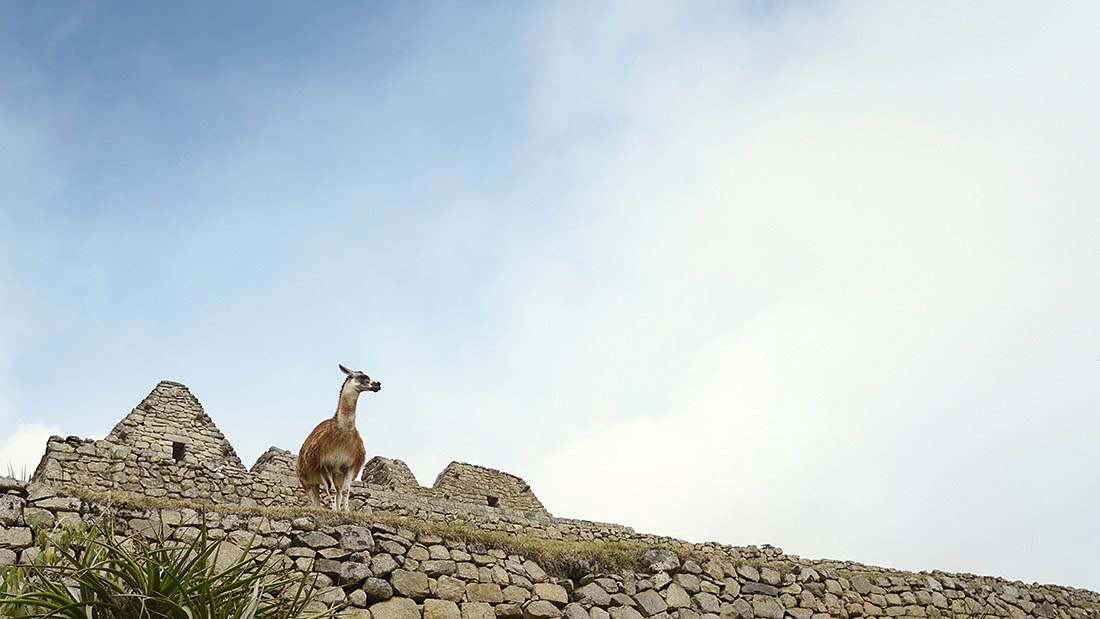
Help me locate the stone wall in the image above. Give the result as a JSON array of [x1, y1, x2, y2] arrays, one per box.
[[2, 479, 1097, 619]]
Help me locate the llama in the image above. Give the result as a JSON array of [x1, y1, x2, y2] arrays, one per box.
[[296, 364, 381, 510]]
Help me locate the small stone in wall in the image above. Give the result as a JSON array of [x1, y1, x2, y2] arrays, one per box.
[[563, 604, 591, 619], [524, 600, 563, 619], [750, 597, 784, 619], [640, 549, 681, 574], [0, 495, 25, 526], [534, 583, 569, 606], [423, 560, 457, 577], [467, 583, 505, 603], [634, 590, 669, 617], [609, 607, 644, 619], [425, 599, 462, 619], [759, 568, 781, 587], [575, 583, 612, 607], [462, 602, 496, 619], [371, 597, 420, 619], [373, 554, 400, 577], [734, 565, 759, 583], [363, 577, 394, 603], [390, 569, 431, 600]]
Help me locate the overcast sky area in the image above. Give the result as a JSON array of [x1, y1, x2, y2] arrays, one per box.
[[2, 0, 1098, 591]]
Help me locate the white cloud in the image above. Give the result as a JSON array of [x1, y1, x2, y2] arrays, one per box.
[[512, 1, 1100, 590], [0, 424, 57, 480]]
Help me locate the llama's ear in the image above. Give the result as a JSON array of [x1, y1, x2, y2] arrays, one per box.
[[339, 364, 351, 375]]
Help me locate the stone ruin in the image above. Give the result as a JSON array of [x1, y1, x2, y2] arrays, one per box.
[[33, 380, 554, 523]]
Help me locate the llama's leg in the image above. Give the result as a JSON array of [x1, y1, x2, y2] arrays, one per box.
[[331, 470, 345, 510], [341, 479, 352, 512], [307, 485, 321, 507]]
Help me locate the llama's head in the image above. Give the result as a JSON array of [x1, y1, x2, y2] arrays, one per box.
[[339, 364, 382, 393]]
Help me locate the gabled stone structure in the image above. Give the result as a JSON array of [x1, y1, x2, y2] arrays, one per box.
[[433, 461, 545, 512], [106, 381, 244, 471]]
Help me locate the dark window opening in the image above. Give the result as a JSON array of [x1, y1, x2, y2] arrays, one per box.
[[172, 442, 185, 462], [486, 495, 499, 507]]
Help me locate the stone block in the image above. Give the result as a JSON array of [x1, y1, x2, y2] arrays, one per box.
[[575, 583, 612, 607], [390, 569, 430, 600], [463, 602, 496, 619], [425, 599, 462, 619], [0, 495, 25, 526], [467, 583, 505, 603], [610, 608, 644, 619], [534, 583, 570, 606], [635, 590, 669, 617], [371, 597, 421, 619], [424, 560, 457, 577], [665, 584, 691, 609], [525, 601, 563, 619], [364, 577, 395, 602]]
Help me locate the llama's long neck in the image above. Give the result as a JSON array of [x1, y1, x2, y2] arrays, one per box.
[[335, 382, 360, 432]]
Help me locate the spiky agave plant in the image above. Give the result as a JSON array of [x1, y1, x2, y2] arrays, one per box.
[[0, 521, 337, 619]]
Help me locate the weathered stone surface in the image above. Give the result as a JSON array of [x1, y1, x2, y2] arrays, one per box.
[[524, 559, 548, 582], [666, 583, 691, 609], [758, 568, 781, 587], [672, 574, 700, 594], [612, 593, 638, 607], [467, 583, 505, 603], [740, 584, 778, 597], [342, 561, 373, 583], [590, 608, 610, 619], [390, 569, 430, 600], [563, 604, 591, 619], [526, 601, 564, 619], [348, 589, 369, 608], [373, 554, 400, 577], [576, 582, 613, 607], [371, 597, 420, 619], [297, 530, 338, 549], [635, 590, 669, 616], [852, 576, 872, 595], [436, 575, 466, 602], [641, 549, 681, 573], [364, 578, 395, 602], [534, 583, 570, 606], [750, 597, 784, 619], [425, 599, 462, 619], [424, 560, 457, 577], [340, 609, 372, 619], [0, 549, 17, 568], [337, 525, 376, 551], [463, 603, 496, 619], [692, 593, 720, 614], [735, 565, 759, 582], [505, 585, 533, 603], [0, 495, 25, 526], [609, 607, 644, 619], [724, 599, 753, 619]]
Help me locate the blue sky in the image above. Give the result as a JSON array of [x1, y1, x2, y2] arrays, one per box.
[[3, 1, 1099, 591]]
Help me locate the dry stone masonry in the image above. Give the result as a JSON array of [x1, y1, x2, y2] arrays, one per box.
[[6, 380, 1099, 619]]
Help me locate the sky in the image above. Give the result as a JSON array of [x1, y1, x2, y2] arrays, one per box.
[[2, 0, 1098, 591]]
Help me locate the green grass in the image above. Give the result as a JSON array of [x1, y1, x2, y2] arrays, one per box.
[[0, 520, 336, 619]]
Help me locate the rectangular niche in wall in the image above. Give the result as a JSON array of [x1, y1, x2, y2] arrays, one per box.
[[486, 494, 499, 507], [172, 442, 185, 462]]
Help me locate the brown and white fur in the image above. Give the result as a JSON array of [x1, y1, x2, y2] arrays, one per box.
[[296, 364, 380, 510]]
